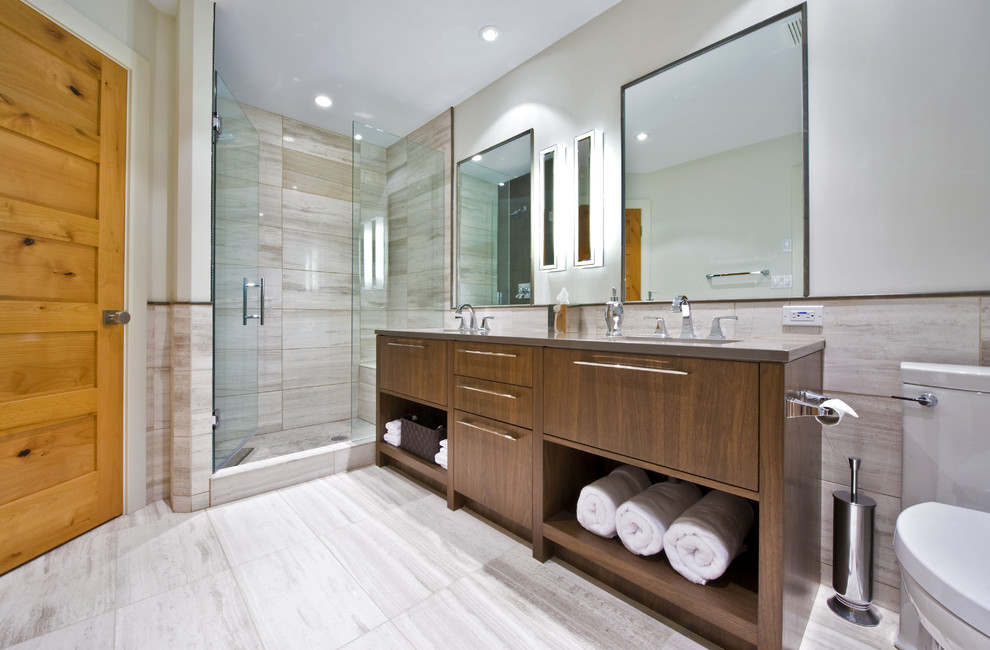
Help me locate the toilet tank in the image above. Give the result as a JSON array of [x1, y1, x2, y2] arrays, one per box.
[[901, 361, 990, 513]]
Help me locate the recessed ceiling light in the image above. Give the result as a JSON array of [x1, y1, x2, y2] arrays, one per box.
[[636, 132, 650, 141], [314, 95, 332, 108], [479, 25, 500, 42], [472, 154, 483, 162]]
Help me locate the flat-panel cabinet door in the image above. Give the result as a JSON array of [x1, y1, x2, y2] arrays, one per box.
[[378, 336, 448, 406], [543, 348, 759, 491], [452, 410, 532, 530]]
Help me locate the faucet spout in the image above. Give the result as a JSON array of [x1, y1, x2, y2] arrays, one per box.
[[455, 303, 477, 331], [671, 295, 695, 338]]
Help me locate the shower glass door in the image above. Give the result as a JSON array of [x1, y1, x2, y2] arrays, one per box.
[[212, 72, 261, 470]]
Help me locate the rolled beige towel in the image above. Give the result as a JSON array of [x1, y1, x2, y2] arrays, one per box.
[[576, 465, 651, 538], [662, 490, 754, 585], [616, 481, 703, 556]]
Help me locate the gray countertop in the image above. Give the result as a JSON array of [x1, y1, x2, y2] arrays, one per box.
[[376, 328, 824, 363]]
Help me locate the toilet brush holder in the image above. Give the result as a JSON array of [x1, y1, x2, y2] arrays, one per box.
[[828, 457, 881, 626]]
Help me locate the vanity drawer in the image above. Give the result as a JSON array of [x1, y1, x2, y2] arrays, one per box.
[[378, 336, 448, 406], [543, 348, 759, 491], [454, 376, 533, 429], [452, 410, 533, 531], [453, 341, 533, 387]]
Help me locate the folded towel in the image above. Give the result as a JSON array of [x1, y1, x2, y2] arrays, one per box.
[[662, 490, 754, 585], [576, 465, 651, 538], [383, 431, 400, 446], [439, 439, 448, 448], [435, 448, 447, 469], [616, 481, 702, 556]]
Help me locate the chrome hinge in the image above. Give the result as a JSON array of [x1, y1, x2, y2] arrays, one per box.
[[212, 409, 220, 430]]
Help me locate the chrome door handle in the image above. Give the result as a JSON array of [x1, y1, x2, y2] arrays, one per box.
[[103, 310, 131, 325], [243, 277, 265, 325]]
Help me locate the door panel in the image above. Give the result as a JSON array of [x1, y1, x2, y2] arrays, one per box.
[[0, 0, 126, 575]]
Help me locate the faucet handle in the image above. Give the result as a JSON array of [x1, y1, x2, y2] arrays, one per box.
[[644, 316, 669, 338], [480, 316, 494, 333], [708, 315, 739, 340], [454, 314, 468, 331]]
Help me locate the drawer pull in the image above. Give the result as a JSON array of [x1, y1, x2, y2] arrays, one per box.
[[457, 419, 520, 441], [573, 360, 688, 376], [387, 342, 426, 349], [457, 384, 518, 400], [458, 349, 518, 358]]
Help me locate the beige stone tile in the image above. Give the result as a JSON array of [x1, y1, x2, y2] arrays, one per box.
[[210, 449, 334, 506], [282, 117, 352, 164], [146, 366, 171, 431], [282, 188, 350, 235], [335, 440, 375, 473], [821, 297, 980, 396], [170, 491, 211, 513], [821, 393, 902, 498], [259, 226, 282, 269], [282, 228, 351, 274], [145, 304, 172, 369], [282, 384, 350, 430], [258, 348, 282, 393], [283, 346, 350, 388], [171, 433, 212, 497], [283, 269, 349, 310], [171, 305, 212, 372], [283, 148, 351, 201], [282, 309, 350, 349], [241, 103, 282, 147], [732, 300, 788, 338], [146, 426, 171, 504], [171, 368, 213, 437], [258, 390, 282, 435], [259, 141, 283, 188], [258, 183, 282, 228]]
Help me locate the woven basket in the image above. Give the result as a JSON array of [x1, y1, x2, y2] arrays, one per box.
[[399, 416, 447, 463]]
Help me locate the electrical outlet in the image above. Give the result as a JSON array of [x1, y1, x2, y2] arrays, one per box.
[[782, 305, 823, 326]]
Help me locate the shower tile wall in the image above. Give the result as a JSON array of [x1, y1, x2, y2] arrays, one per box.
[[356, 111, 452, 424], [146, 304, 172, 504], [562, 293, 990, 614], [243, 105, 354, 459]]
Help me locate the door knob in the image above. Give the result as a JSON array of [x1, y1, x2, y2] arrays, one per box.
[[103, 310, 131, 325]]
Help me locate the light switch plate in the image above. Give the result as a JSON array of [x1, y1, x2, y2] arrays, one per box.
[[782, 305, 823, 326]]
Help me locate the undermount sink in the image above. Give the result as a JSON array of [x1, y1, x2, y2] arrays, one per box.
[[611, 336, 742, 345]]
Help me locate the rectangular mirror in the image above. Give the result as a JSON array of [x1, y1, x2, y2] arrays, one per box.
[[539, 144, 560, 271], [574, 129, 602, 268], [622, 5, 807, 301], [456, 130, 534, 306]]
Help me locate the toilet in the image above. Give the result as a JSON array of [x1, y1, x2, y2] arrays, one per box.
[[895, 362, 990, 650]]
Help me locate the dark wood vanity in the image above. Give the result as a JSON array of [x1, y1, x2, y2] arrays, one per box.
[[376, 329, 824, 650]]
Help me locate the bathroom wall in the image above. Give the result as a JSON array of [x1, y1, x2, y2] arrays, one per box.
[[454, 0, 990, 304]]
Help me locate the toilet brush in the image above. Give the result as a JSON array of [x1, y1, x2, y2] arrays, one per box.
[[828, 456, 881, 626]]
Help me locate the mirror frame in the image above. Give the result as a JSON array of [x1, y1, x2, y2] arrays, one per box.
[[454, 129, 535, 307], [538, 144, 562, 271], [574, 129, 603, 268], [620, 4, 809, 302]]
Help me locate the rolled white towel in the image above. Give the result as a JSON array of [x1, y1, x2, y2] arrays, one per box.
[[439, 439, 448, 448], [616, 481, 702, 556], [435, 448, 448, 469], [383, 431, 400, 446], [662, 490, 754, 585], [576, 465, 651, 538]]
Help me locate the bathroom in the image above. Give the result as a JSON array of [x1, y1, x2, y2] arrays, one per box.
[[2, 0, 989, 647]]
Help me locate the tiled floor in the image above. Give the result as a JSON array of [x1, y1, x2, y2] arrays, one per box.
[[0, 466, 899, 649]]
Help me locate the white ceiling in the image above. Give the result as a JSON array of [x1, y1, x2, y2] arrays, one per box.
[[149, 0, 623, 138]]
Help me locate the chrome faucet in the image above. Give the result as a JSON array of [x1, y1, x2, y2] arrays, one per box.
[[671, 295, 695, 338], [455, 303, 477, 332], [604, 287, 623, 337]]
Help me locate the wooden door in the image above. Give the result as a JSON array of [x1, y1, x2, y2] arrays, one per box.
[[624, 208, 642, 301], [0, 0, 127, 574]]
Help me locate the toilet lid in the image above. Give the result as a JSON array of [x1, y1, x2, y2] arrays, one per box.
[[895, 502, 990, 636]]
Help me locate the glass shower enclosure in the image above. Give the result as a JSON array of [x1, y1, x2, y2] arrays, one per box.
[[212, 73, 261, 470]]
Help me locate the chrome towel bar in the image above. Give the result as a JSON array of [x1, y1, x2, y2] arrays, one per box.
[[706, 269, 770, 280]]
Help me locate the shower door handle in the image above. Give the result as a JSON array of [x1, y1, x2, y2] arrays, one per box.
[[243, 277, 265, 325]]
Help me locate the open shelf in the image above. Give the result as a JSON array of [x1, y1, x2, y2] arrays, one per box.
[[543, 512, 758, 645], [378, 442, 447, 486]]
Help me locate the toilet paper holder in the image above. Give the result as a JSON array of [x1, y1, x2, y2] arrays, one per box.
[[786, 390, 857, 425]]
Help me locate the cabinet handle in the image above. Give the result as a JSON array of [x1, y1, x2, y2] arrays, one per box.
[[457, 384, 518, 400], [457, 419, 520, 441], [573, 360, 688, 376], [458, 349, 518, 358], [387, 342, 426, 349]]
